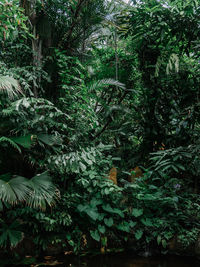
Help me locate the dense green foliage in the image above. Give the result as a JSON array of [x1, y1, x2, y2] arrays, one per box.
[[1, 0, 200, 258]]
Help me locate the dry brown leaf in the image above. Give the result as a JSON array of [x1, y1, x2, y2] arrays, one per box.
[[108, 167, 117, 185]]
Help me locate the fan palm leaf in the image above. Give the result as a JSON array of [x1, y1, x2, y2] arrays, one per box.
[[0, 75, 22, 99], [27, 172, 58, 210], [0, 221, 24, 248], [0, 172, 58, 210], [0, 176, 30, 205]]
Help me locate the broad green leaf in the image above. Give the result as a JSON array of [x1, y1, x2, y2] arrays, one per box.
[[77, 204, 87, 212], [86, 209, 99, 221], [37, 134, 62, 146], [98, 225, 106, 234], [102, 204, 124, 218], [90, 198, 103, 207], [10, 135, 34, 149], [132, 208, 143, 217], [162, 239, 167, 248], [79, 162, 87, 172], [129, 221, 137, 228], [104, 217, 114, 227], [90, 230, 100, 242], [141, 218, 153, 226], [157, 235, 161, 245], [102, 204, 114, 213], [101, 236, 107, 247], [113, 208, 125, 218], [135, 230, 143, 240], [116, 222, 130, 232]]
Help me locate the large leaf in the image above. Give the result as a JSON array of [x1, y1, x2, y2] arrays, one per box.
[[141, 218, 154, 226], [98, 225, 106, 234], [10, 135, 34, 149], [0, 172, 57, 210], [37, 134, 62, 146], [88, 79, 126, 92], [116, 221, 130, 232], [77, 204, 99, 221], [102, 204, 124, 218], [0, 176, 30, 205], [0, 76, 22, 99], [27, 172, 58, 210], [90, 230, 100, 242], [0, 221, 24, 248], [86, 209, 99, 221], [132, 208, 143, 217], [135, 230, 143, 240], [104, 217, 114, 227]]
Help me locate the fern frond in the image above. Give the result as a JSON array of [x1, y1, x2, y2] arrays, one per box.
[[0, 137, 21, 153]]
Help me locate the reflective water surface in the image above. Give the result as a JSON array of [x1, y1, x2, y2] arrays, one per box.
[[28, 253, 200, 267], [1, 253, 200, 266]]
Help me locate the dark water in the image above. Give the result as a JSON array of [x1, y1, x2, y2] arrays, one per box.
[[58, 254, 199, 267], [4, 253, 199, 267]]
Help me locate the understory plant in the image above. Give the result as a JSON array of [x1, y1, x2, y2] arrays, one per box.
[[1, 0, 200, 259]]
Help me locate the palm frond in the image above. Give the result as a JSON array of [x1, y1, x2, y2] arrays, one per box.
[[88, 79, 126, 92], [0, 221, 24, 248], [27, 172, 58, 210], [0, 75, 22, 99], [0, 176, 30, 205], [0, 137, 22, 153], [0, 172, 58, 210]]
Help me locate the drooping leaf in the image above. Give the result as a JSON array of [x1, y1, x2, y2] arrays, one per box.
[[98, 225, 106, 234], [157, 235, 161, 245], [135, 230, 143, 240], [90, 230, 100, 242]]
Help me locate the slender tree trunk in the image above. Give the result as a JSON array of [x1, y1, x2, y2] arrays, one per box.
[[114, 29, 118, 82], [21, 0, 42, 97], [32, 30, 43, 98], [32, 25, 38, 97]]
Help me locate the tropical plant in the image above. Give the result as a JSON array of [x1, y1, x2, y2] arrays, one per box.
[[0, 76, 22, 99], [1, 0, 200, 259]]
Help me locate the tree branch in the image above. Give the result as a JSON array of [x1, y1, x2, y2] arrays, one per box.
[[59, 0, 87, 49], [92, 91, 128, 140]]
